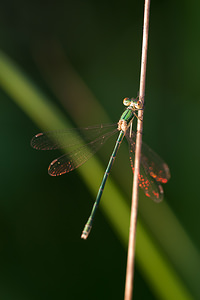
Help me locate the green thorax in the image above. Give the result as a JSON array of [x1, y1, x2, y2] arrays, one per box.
[[119, 107, 135, 126]]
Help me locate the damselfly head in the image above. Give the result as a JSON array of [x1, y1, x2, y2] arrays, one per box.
[[123, 97, 143, 110]]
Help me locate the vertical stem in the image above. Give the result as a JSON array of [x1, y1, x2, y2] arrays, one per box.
[[124, 0, 151, 299]]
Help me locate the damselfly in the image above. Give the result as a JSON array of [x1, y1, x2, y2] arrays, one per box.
[[31, 98, 170, 239]]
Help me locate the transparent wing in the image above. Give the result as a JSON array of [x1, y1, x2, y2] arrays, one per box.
[[31, 124, 118, 176], [126, 129, 170, 202], [140, 141, 170, 184], [31, 124, 117, 150]]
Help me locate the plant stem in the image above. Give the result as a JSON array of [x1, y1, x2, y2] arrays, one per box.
[[124, 0, 151, 299]]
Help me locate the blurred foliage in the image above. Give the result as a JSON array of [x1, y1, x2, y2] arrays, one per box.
[[0, 0, 200, 300]]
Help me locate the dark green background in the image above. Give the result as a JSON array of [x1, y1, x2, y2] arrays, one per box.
[[0, 0, 200, 299]]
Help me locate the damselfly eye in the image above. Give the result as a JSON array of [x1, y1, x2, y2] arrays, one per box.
[[136, 100, 143, 109], [123, 97, 131, 106]]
